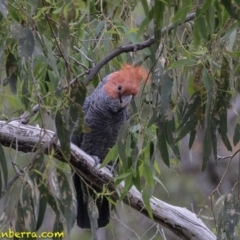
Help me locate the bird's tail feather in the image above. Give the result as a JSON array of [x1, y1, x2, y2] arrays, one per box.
[[73, 173, 110, 228]]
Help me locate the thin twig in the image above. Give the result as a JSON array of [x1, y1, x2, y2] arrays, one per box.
[[112, 213, 141, 240], [73, 46, 95, 63], [210, 148, 240, 228], [69, 56, 89, 70]]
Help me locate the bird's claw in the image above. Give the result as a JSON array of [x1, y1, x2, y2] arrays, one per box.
[[91, 155, 101, 166]]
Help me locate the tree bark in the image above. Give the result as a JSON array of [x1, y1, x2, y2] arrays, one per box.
[[0, 120, 216, 240]]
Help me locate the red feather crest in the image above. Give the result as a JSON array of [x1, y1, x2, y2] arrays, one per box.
[[104, 64, 149, 99]]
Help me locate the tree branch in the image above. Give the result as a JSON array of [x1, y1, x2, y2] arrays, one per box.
[[18, 12, 196, 124], [82, 12, 196, 85], [0, 121, 215, 240]]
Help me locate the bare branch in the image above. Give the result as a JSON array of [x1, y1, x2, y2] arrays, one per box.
[[0, 121, 215, 240]]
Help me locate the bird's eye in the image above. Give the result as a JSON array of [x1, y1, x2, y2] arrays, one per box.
[[118, 85, 122, 91]]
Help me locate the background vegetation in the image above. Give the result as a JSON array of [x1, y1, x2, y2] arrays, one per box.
[[0, 0, 240, 239]]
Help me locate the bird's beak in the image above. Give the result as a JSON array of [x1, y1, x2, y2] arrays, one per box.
[[120, 94, 132, 108]]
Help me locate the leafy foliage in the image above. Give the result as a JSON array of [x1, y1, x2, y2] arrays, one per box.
[[217, 190, 239, 240], [0, 0, 240, 238]]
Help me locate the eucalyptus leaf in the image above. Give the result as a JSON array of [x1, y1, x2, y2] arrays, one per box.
[[233, 122, 240, 146], [6, 52, 18, 94], [18, 27, 35, 58], [55, 109, 71, 159], [0, 144, 7, 188], [202, 127, 212, 171], [178, 91, 201, 130], [157, 121, 169, 167], [218, 126, 232, 151], [0, 0, 8, 19], [176, 115, 198, 143], [160, 71, 173, 115], [142, 187, 154, 219]]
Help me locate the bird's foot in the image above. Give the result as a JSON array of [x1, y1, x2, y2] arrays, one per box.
[[91, 155, 101, 166]]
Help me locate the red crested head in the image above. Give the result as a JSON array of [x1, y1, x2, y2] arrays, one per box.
[[103, 64, 149, 99]]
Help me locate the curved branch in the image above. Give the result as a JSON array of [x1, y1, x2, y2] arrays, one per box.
[[83, 37, 155, 85], [82, 12, 196, 85], [0, 121, 215, 240]]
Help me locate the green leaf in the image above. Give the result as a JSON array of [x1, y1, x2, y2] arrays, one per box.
[[0, 144, 7, 188], [160, 71, 173, 115], [220, 56, 230, 90], [69, 103, 84, 135], [165, 117, 180, 159], [141, 0, 149, 19], [53, 218, 64, 239], [219, 103, 227, 134], [56, 168, 76, 234], [169, 59, 196, 69], [221, 0, 239, 20], [5, 52, 18, 94], [119, 173, 133, 200], [157, 118, 169, 167], [201, 0, 214, 13], [235, 0, 240, 7], [0, 169, 2, 198], [101, 145, 118, 168], [142, 187, 154, 219], [153, 175, 168, 195], [196, 14, 208, 41], [69, 81, 86, 132], [172, 0, 192, 24], [87, 195, 98, 236], [16, 180, 36, 231], [202, 127, 212, 171], [148, 111, 158, 127], [178, 91, 201, 130], [211, 117, 218, 162], [203, 72, 213, 148], [149, 140, 154, 164], [21, 77, 31, 109], [175, 115, 198, 143], [218, 126, 232, 151], [0, 183, 20, 227], [202, 68, 212, 91], [18, 27, 35, 58], [115, 172, 132, 181], [193, 9, 202, 47], [153, 0, 164, 48], [26, 153, 46, 231], [189, 128, 197, 149], [58, 12, 70, 58], [55, 109, 71, 159], [0, 0, 8, 19], [132, 168, 141, 191], [47, 186, 61, 219], [205, 5, 215, 35], [143, 164, 154, 187], [217, 190, 239, 239], [165, 118, 175, 145], [117, 121, 129, 165], [36, 183, 48, 231], [233, 122, 240, 146]]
